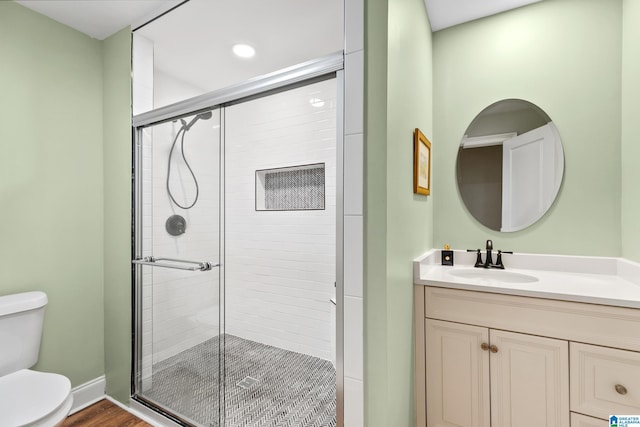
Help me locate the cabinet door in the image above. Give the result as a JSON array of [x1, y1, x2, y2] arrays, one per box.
[[426, 319, 490, 427], [490, 330, 570, 427]]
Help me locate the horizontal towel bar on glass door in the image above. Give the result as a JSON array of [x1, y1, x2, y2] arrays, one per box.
[[132, 256, 219, 271]]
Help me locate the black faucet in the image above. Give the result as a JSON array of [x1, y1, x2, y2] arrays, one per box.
[[467, 240, 513, 269], [484, 239, 493, 268]]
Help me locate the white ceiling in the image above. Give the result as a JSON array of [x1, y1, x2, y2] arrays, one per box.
[[136, 0, 344, 96], [15, 0, 182, 40], [15, 0, 545, 41], [13, 0, 545, 103], [425, 0, 543, 31]]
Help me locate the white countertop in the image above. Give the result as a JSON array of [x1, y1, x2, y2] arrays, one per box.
[[414, 249, 640, 309]]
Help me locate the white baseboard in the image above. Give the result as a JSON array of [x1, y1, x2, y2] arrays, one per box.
[[69, 375, 106, 414], [67, 376, 178, 426], [66, 375, 173, 426]]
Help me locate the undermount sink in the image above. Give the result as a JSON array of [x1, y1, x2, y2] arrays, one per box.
[[448, 268, 539, 283]]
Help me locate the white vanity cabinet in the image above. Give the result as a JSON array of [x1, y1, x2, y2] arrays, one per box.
[[415, 285, 640, 427]]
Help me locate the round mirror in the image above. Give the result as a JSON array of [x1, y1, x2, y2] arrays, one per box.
[[456, 99, 564, 232]]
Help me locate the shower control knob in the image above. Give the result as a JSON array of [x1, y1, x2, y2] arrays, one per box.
[[166, 214, 187, 236]]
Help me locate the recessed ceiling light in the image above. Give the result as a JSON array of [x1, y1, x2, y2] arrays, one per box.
[[232, 44, 256, 58], [310, 98, 325, 108]]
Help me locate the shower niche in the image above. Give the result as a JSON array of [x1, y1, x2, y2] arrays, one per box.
[[255, 163, 326, 211]]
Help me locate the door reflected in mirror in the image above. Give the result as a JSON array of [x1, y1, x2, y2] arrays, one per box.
[[456, 99, 564, 232]]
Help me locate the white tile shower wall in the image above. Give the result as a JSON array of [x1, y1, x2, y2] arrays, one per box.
[[343, 0, 365, 422], [345, 0, 364, 55], [132, 34, 154, 116], [148, 106, 221, 363], [225, 79, 337, 361], [154, 69, 204, 110]]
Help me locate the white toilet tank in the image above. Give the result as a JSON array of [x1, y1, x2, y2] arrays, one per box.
[[0, 292, 48, 377]]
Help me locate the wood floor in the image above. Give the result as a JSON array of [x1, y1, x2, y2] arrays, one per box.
[[62, 399, 153, 427]]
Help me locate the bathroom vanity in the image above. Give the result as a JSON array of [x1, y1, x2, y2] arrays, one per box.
[[414, 250, 640, 427]]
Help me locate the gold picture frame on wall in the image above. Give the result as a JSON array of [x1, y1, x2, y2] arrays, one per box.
[[414, 128, 431, 195]]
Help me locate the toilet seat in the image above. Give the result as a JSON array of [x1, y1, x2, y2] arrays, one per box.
[[0, 369, 73, 427]]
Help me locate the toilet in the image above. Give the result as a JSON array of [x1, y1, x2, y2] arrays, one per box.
[[0, 292, 73, 426]]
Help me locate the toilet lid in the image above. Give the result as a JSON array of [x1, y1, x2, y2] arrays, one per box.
[[0, 369, 71, 426]]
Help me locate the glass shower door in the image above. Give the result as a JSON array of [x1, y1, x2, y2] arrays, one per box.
[[133, 108, 223, 427]]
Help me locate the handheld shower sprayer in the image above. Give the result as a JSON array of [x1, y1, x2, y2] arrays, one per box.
[[184, 111, 213, 131], [166, 110, 213, 211]]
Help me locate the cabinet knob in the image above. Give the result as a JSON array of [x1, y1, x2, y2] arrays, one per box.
[[490, 345, 498, 353], [615, 384, 628, 395], [481, 343, 489, 351]]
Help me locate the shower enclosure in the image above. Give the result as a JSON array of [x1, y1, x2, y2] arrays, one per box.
[[132, 58, 343, 426]]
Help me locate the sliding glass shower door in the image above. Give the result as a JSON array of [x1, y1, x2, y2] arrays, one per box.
[[133, 108, 224, 427], [132, 75, 340, 426]]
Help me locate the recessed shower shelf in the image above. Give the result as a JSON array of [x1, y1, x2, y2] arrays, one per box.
[[255, 163, 326, 211]]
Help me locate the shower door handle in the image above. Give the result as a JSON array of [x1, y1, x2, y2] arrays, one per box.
[[132, 256, 218, 271]]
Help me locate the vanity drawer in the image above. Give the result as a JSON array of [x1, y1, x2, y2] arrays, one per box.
[[570, 413, 607, 427], [570, 342, 640, 419]]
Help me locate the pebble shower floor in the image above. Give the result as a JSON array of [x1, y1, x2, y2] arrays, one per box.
[[144, 334, 337, 426]]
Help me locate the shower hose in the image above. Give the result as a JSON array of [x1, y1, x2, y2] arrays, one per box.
[[166, 122, 199, 209]]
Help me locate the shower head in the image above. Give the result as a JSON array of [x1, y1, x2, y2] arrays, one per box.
[[184, 111, 213, 131]]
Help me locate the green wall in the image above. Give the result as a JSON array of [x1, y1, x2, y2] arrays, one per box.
[[366, 0, 640, 423], [0, 1, 105, 386], [0, 2, 132, 399], [621, 0, 640, 262], [102, 27, 132, 404], [365, 0, 433, 424], [364, 0, 389, 423], [432, 0, 623, 255]]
